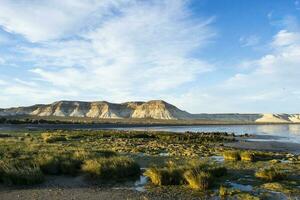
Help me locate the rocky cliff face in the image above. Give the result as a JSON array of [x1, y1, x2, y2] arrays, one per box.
[[0, 100, 299, 122], [0, 100, 192, 120]]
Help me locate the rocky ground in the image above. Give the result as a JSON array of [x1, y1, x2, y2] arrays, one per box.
[[0, 129, 299, 200]]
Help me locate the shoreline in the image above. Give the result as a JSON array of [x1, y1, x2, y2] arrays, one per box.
[[226, 140, 300, 154], [1, 121, 300, 129]]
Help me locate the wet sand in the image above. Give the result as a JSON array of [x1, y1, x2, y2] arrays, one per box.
[[226, 140, 300, 154], [0, 176, 200, 200]]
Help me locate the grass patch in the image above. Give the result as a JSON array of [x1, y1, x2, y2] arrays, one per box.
[[0, 160, 44, 185], [41, 132, 67, 143], [240, 151, 255, 162], [223, 151, 240, 161], [36, 153, 81, 175], [82, 156, 140, 181], [144, 159, 227, 190], [144, 167, 185, 186], [255, 167, 286, 181], [184, 169, 212, 190]]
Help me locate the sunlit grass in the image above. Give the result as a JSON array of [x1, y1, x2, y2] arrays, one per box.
[[82, 156, 140, 180]]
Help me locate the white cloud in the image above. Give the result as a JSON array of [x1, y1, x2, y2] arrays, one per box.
[[177, 29, 300, 113], [272, 30, 300, 46], [26, 0, 215, 95], [0, 79, 7, 85], [0, 0, 129, 42], [0, 0, 215, 108]]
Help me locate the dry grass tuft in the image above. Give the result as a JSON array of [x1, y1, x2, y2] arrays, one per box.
[[82, 156, 140, 180], [0, 160, 44, 185], [223, 151, 240, 161], [184, 169, 212, 190], [255, 167, 286, 181]]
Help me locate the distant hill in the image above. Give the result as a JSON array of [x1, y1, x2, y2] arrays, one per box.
[[0, 100, 192, 120], [0, 100, 299, 123]]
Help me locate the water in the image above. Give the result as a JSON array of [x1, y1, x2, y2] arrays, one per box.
[[134, 175, 148, 192], [228, 182, 253, 192], [111, 124, 300, 143], [1, 124, 300, 143], [113, 124, 300, 143]]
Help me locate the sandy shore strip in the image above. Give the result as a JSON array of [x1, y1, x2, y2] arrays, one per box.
[[225, 140, 300, 154]]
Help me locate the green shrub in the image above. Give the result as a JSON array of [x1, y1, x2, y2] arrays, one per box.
[[73, 150, 95, 161], [82, 156, 140, 180], [41, 133, 67, 143], [144, 167, 185, 186], [0, 160, 44, 185], [36, 154, 60, 174], [241, 151, 255, 162], [255, 167, 286, 181], [219, 185, 228, 197], [144, 160, 227, 188], [36, 153, 81, 175], [223, 151, 240, 161], [184, 169, 212, 190], [187, 160, 227, 177]]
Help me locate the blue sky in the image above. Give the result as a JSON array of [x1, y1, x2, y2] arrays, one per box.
[[0, 0, 300, 113]]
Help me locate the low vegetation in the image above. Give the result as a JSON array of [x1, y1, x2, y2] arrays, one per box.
[[0, 160, 44, 185], [223, 150, 282, 162], [255, 167, 286, 181], [223, 151, 241, 161], [240, 151, 255, 162], [144, 160, 227, 191], [144, 166, 185, 186], [184, 170, 212, 190], [41, 132, 67, 143], [82, 157, 140, 180], [0, 129, 299, 199]]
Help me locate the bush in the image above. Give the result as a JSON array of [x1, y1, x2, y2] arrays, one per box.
[[255, 167, 286, 181], [144, 160, 227, 188], [36, 154, 60, 174], [184, 169, 212, 190], [36, 153, 81, 175], [241, 152, 255, 162], [223, 151, 240, 161], [41, 133, 67, 143], [188, 160, 227, 177], [82, 156, 140, 180], [0, 160, 44, 185], [144, 167, 185, 186], [219, 185, 228, 197]]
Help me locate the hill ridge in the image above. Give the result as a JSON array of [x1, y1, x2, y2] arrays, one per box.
[[0, 100, 299, 123]]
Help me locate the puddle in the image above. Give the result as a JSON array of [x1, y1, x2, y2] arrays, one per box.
[[159, 152, 169, 156], [266, 190, 289, 200], [229, 182, 253, 192], [112, 175, 148, 192], [210, 156, 224, 162], [136, 153, 145, 157], [279, 159, 292, 163], [134, 175, 148, 192]]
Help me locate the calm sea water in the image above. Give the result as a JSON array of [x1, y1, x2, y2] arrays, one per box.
[[1, 124, 300, 143], [109, 124, 300, 143]]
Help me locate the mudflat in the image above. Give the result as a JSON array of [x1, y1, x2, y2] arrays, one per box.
[[226, 140, 300, 154]]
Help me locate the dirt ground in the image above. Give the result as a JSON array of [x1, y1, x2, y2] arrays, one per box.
[[0, 176, 203, 200]]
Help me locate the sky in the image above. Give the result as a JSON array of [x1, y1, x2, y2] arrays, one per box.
[[0, 0, 300, 113]]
